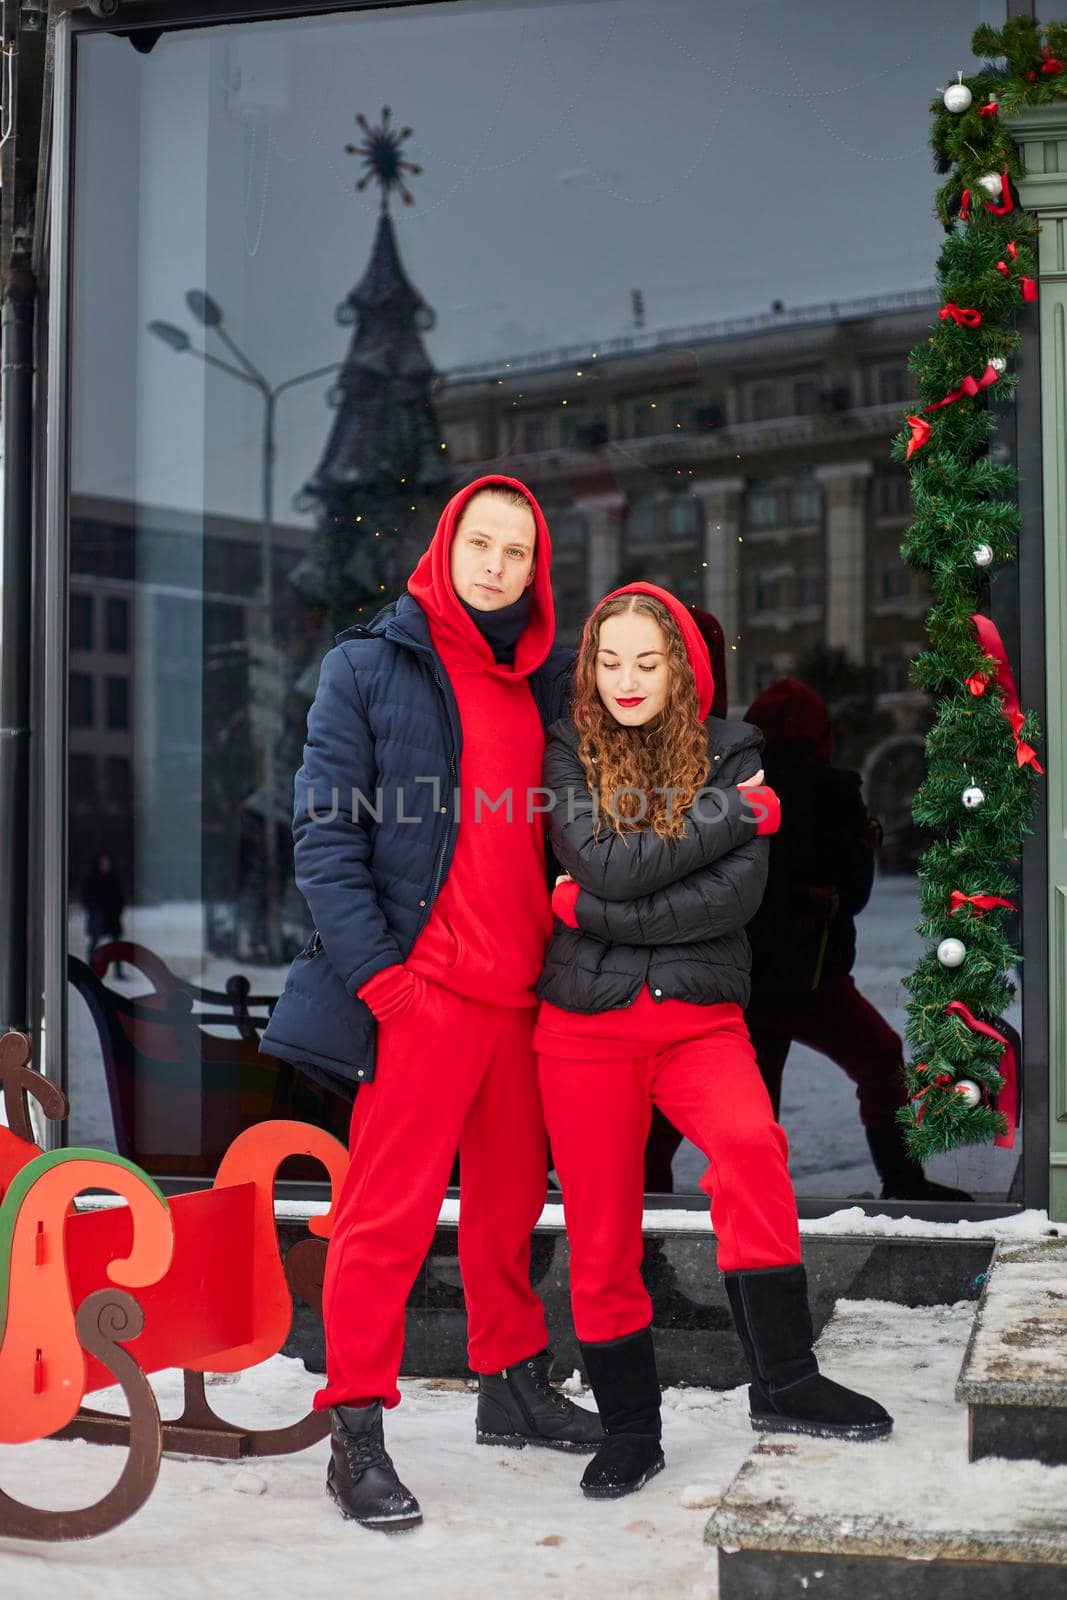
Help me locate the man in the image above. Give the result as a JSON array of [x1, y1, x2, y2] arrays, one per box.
[[262, 474, 601, 1532]]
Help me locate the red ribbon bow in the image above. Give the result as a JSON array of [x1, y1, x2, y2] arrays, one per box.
[[945, 1000, 1018, 1148], [970, 614, 1044, 772], [905, 415, 931, 459], [940, 302, 982, 328], [948, 890, 1018, 917]]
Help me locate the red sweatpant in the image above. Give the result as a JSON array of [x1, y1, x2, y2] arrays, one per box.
[[537, 1001, 801, 1344], [315, 977, 550, 1410]]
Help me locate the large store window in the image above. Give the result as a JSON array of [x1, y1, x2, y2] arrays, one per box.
[[66, 0, 1020, 1201]]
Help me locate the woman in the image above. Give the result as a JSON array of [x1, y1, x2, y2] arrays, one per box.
[[536, 583, 892, 1500]]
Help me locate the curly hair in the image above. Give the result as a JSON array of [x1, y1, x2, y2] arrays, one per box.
[[573, 593, 710, 840]]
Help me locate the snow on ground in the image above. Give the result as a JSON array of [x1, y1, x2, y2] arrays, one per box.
[[710, 1298, 1067, 1563], [1, 1296, 1027, 1599], [65, 874, 1023, 1200], [0, 1360, 751, 1600]]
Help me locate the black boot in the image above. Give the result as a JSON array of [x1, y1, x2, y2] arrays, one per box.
[[578, 1327, 666, 1499], [477, 1348, 604, 1453], [866, 1126, 973, 1203], [327, 1402, 422, 1531], [724, 1265, 893, 1443]]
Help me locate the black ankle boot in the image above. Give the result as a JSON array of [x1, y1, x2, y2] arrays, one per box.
[[477, 1348, 604, 1453], [866, 1126, 973, 1203], [327, 1402, 422, 1531], [723, 1266, 893, 1443], [578, 1327, 666, 1499]]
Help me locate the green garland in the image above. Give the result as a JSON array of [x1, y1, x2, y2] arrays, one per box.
[[894, 17, 1066, 1160]]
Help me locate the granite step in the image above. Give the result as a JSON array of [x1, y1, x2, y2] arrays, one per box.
[[706, 1297, 1067, 1599], [956, 1235, 1067, 1466]]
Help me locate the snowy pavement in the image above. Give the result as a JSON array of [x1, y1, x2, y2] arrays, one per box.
[[3, 1295, 1044, 1600], [1, 1359, 752, 1600]]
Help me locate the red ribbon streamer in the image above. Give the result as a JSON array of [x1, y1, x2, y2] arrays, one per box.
[[904, 364, 1001, 460], [945, 1000, 1018, 1148], [984, 170, 1015, 217], [948, 891, 1018, 917], [960, 188, 971, 222], [925, 363, 1001, 411], [940, 302, 983, 327], [995, 242, 1038, 303], [970, 613, 1044, 772]]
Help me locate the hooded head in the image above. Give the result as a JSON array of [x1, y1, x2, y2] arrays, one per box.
[[745, 677, 833, 764], [578, 581, 715, 724], [407, 475, 555, 678], [570, 582, 714, 842]]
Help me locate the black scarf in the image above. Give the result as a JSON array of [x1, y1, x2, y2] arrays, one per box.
[[459, 591, 533, 665]]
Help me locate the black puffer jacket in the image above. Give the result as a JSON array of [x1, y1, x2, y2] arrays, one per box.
[[537, 715, 769, 1013]]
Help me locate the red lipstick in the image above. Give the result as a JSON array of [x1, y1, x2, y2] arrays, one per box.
[[615, 697, 646, 708]]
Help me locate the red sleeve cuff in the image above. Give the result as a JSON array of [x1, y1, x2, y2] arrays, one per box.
[[740, 784, 781, 837], [357, 964, 418, 1021], [551, 879, 581, 928]]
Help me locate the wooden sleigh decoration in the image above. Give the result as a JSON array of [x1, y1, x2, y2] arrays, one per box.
[[0, 1030, 346, 1542]]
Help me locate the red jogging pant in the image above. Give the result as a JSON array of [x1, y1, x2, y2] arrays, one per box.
[[537, 1005, 801, 1345], [314, 976, 550, 1410]]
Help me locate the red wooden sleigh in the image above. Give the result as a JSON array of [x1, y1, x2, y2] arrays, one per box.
[[0, 1029, 346, 1542]]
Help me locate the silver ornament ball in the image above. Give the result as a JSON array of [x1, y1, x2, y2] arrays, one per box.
[[962, 785, 985, 809], [978, 171, 1003, 199], [988, 356, 1007, 373], [944, 83, 973, 113], [973, 543, 994, 567], [953, 1080, 982, 1108], [937, 937, 967, 968]]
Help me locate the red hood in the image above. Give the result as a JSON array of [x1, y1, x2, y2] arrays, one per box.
[[406, 474, 555, 679], [690, 606, 728, 719], [584, 582, 715, 720], [746, 677, 833, 763]]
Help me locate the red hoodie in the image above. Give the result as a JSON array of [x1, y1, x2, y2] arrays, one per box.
[[360, 475, 557, 1019]]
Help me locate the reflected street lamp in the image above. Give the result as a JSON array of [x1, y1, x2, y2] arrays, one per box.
[[149, 297, 340, 964]]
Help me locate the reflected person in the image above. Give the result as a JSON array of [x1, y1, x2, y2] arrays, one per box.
[[743, 678, 969, 1203], [535, 584, 893, 1501]]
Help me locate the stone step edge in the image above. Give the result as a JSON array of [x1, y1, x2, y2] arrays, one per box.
[[954, 1238, 1067, 1411], [705, 1500, 1067, 1569]]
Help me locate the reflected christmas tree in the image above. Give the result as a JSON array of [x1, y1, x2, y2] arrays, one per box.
[[289, 107, 450, 655]]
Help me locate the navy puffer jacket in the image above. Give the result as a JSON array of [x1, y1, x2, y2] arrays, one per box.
[[259, 592, 573, 1094], [537, 715, 769, 1013]]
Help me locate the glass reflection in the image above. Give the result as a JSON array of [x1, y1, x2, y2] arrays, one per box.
[[65, 0, 1019, 1196]]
